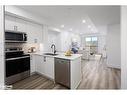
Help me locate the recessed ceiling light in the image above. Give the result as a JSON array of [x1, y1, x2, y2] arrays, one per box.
[[53, 28, 60, 32], [69, 28, 72, 31], [82, 20, 86, 23], [61, 25, 64, 28], [88, 25, 91, 28]]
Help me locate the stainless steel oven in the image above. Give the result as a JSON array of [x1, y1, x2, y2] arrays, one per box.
[[5, 49, 30, 85]]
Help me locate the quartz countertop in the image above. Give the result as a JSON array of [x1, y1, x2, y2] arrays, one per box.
[[27, 51, 82, 60]]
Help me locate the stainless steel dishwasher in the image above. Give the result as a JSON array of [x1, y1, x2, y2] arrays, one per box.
[[55, 58, 70, 88]]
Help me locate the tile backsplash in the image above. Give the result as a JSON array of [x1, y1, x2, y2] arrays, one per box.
[[5, 43, 23, 49], [5, 43, 40, 53], [23, 43, 40, 53]]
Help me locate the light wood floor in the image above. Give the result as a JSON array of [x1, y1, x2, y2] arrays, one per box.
[[78, 55, 121, 89], [12, 74, 67, 89], [12, 55, 121, 89]]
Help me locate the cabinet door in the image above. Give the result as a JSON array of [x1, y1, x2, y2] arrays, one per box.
[[34, 55, 45, 75], [15, 17, 27, 32], [26, 22, 43, 44], [26, 22, 37, 44], [5, 15, 27, 32], [35, 55, 42, 74], [45, 57, 54, 79], [30, 55, 35, 74], [5, 15, 16, 31]]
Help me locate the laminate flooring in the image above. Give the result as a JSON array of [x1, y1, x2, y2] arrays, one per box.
[[12, 55, 121, 89], [78, 55, 121, 89]]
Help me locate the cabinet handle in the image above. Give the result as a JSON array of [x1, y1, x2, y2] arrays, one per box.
[[30, 56, 32, 60], [14, 26, 18, 31], [44, 56, 46, 62], [15, 26, 18, 31], [14, 26, 16, 30]]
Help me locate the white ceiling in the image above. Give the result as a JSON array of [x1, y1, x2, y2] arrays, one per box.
[[17, 6, 120, 34]]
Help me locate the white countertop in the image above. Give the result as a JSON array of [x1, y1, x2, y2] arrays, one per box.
[[54, 53, 82, 60], [27, 51, 82, 60]]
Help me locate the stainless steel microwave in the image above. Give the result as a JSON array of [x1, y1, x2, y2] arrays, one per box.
[[5, 30, 27, 43]]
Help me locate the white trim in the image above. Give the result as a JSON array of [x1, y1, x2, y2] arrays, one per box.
[[121, 6, 127, 89], [107, 64, 121, 69], [0, 5, 5, 89]]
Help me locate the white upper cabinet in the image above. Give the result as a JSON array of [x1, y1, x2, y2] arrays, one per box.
[[15, 17, 27, 32], [5, 15, 16, 31], [26, 21, 43, 44], [5, 15, 27, 32]]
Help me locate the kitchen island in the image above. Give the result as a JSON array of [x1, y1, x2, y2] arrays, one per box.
[[29, 52, 82, 89]]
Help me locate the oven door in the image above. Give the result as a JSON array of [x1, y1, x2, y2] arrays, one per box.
[[6, 56, 30, 77]]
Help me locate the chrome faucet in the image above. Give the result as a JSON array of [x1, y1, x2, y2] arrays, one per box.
[[51, 44, 56, 54]]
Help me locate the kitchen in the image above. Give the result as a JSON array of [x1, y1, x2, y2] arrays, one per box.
[[4, 5, 82, 89], [0, 5, 121, 89]]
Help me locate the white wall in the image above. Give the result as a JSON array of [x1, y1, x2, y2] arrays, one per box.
[[107, 24, 121, 69], [60, 31, 81, 52], [121, 6, 127, 89], [46, 30, 61, 52], [0, 5, 5, 89], [97, 26, 107, 57], [44, 30, 81, 52], [42, 25, 49, 52]]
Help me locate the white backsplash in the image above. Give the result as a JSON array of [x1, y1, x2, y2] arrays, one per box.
[[5, 43, 40, 53], [5, 43, 23, 49], [23, 43, 40, 53]]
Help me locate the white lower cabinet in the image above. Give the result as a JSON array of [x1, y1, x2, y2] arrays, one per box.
[[31, 54, 54, 80], [71, 57, 82, 89], [45, 57, 54, 79], [34, 55, 45, 74], [30, 55, 36, 74]]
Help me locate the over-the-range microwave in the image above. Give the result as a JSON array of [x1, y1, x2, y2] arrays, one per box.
[[5, 30, 27, 43]]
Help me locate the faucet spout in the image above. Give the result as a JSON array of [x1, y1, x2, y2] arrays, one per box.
[[51, 44, 56, 54]]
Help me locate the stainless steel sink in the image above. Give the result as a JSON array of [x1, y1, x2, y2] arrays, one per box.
[[44, 53, 58, 56]]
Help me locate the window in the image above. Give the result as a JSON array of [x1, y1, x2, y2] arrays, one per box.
[[85, 37, 91, 42], [85, 36, 98, 46], [85, 36, 98, 54], [85, 36, 98, 42], [92, 37, 97, 41]]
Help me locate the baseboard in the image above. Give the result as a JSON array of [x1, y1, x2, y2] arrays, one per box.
[[107, 64, 121, 69], [30, 72, 36, 75]]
